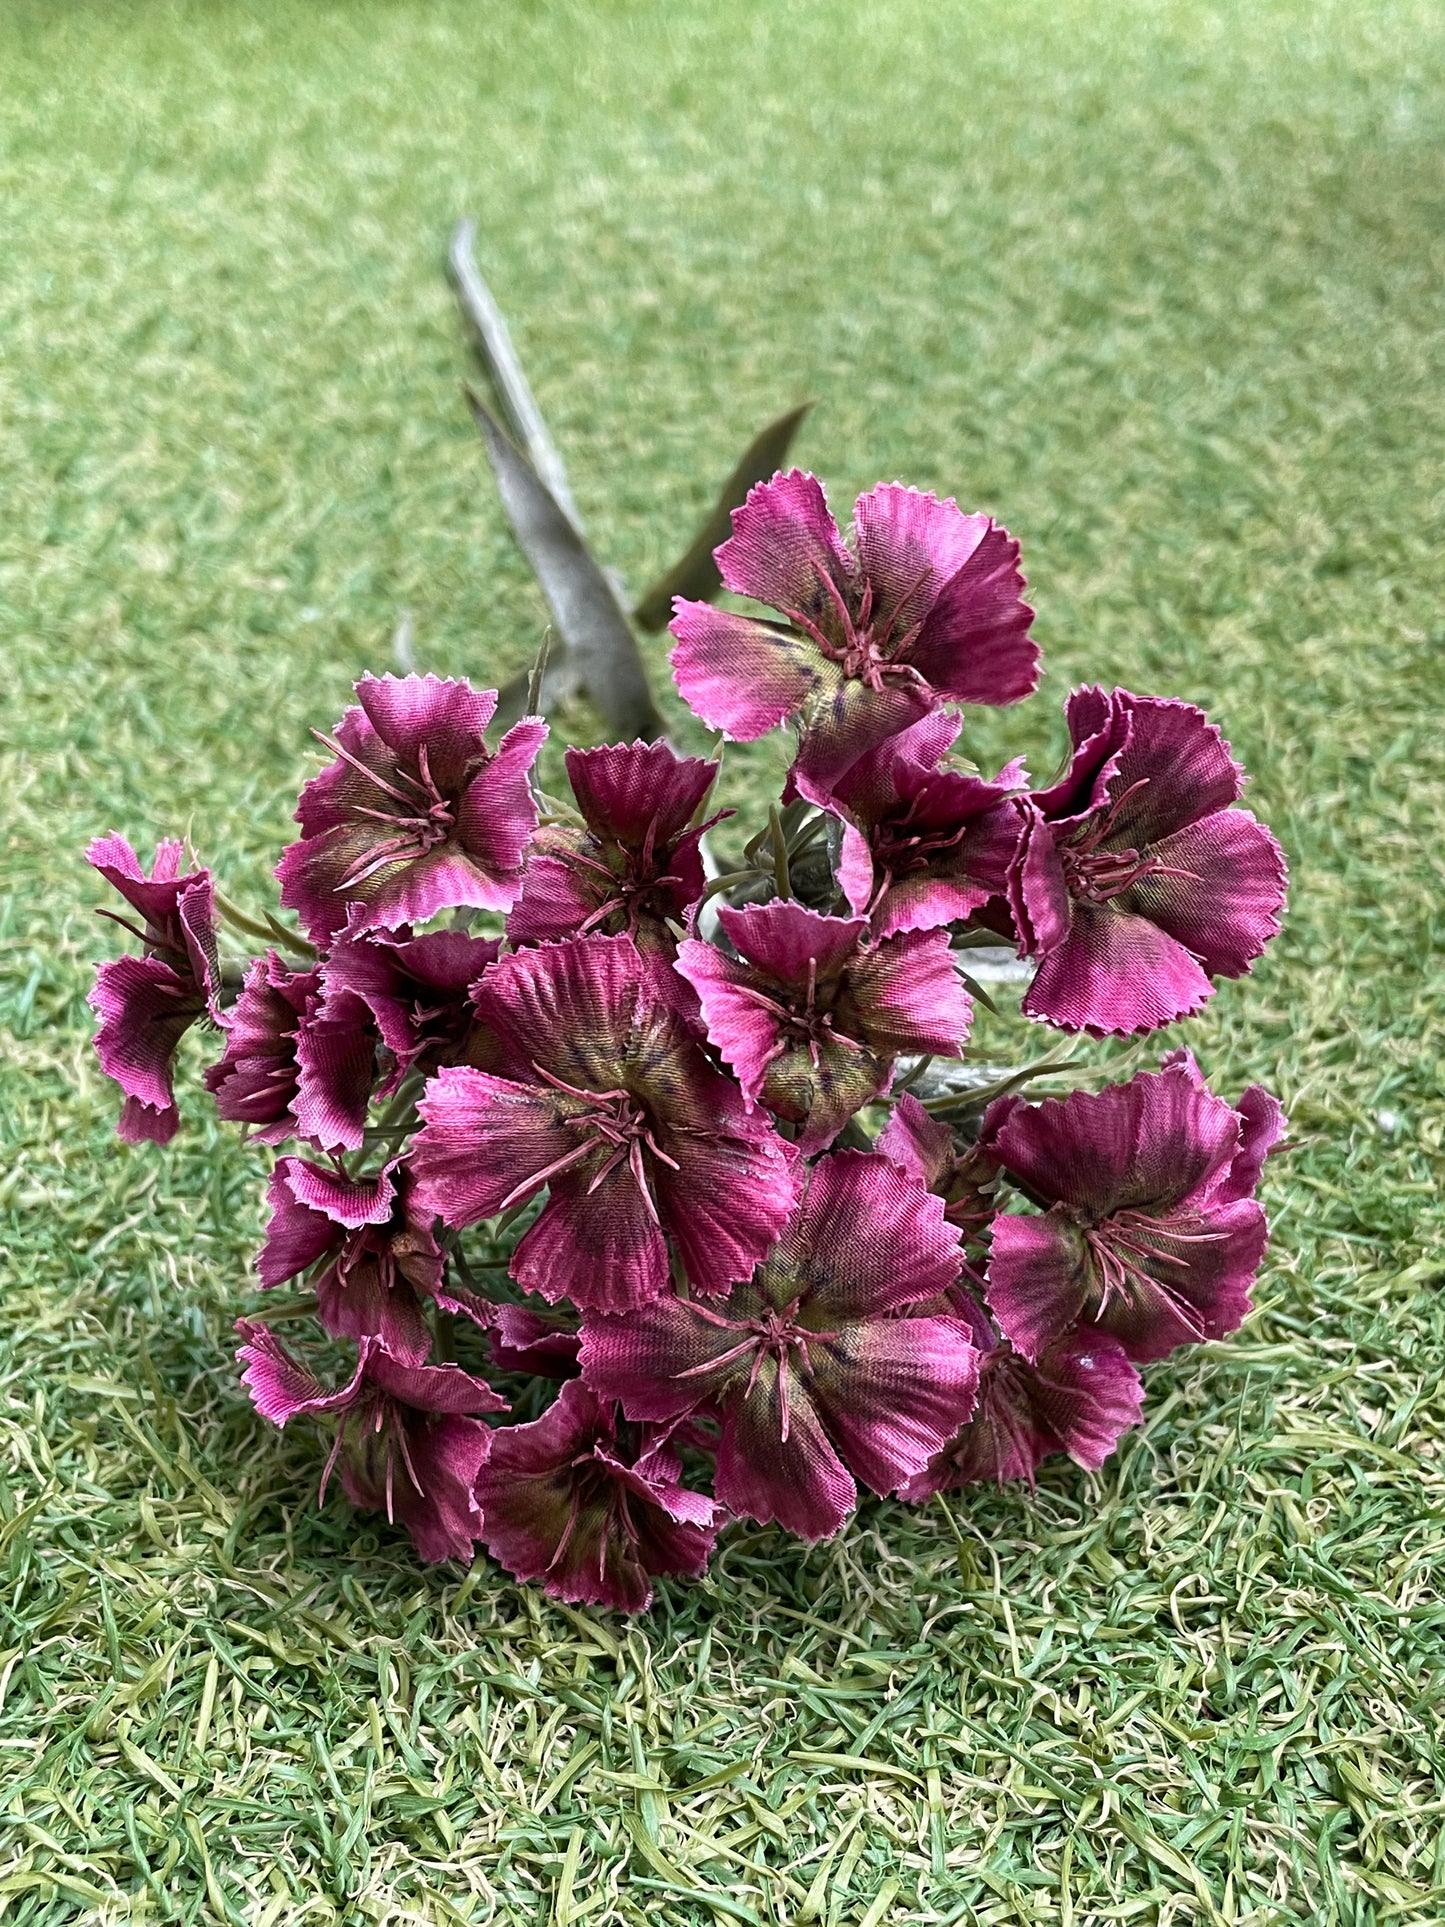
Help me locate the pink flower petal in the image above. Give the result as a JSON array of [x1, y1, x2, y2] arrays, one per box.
[[454, 715, 548, 886], [1221, 1085, 1287, 1202], [1006, 802, 1070, 956], [852, 484, 993, 640], [315, 1248, 432, 1364], [719, 900, 869, 982], [1100, 694, 1244, 845], [565, 739, 718, 850], [874, 1091, 955, 1191], [341, 1411, 491, 1564], [845, 927, 973, 1058], [364, 1347, 508, 1415], [668, 602, 820, 738], [510, 1161, 672, 1312], [234, 1319, 370, 1425], [476, 1380, 717, 1610], [506, 849, 606, 948], [786, 1150, 964, 1321], [903, 1332, 1143, 1492], [292, 986, 377, 1151], [1127, 808, 1287, 979], [908, 521, 1038, 707], [656, 1105, 799, 1297], [257, 1160, 346, 1289], [86, 834, 205, 944], [714, 1360, 856, 1541], [990, 1065, 1242, 1218], [287, 1156, 398, 1226], [714, 468, 856, 613], [810, 1312, 980, 1496], [578, 1291, 724, 1425], [487, 1303, 582, 1377], [791, 678, 935, 792], [323, 927, 499, 1086], [89, 954, 204, 1117], [672, 938, 778, 1108], [1030, 685, 1128, 821], [1023, 904, 1214, 1034], [205, 953, 317, 1142], [410, 1068, 584, 1228], [469, 931, 639, 1088], [355, 672, 499, 781], [118, 1095, 180, 1144]]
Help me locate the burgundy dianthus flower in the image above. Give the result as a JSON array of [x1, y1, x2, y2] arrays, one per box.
[[86, 835, 220, 1144], [321, 924, 501, 1093], [508, 739, 724, 955], [676, 901, 973, 1153], [203, 952, 378, 1151], [794, 712, 1027, 939], [236, 1321, 503, 1563], [475, 1379, 717, 1611], [902, 1318, 1144, 1493], [1009, 688, 1287, 1034], [257, 1156, 444, 1363], [669, 473, 1037, 784], [277, 673, 545, 945], [875, 1090, 1013, 1245], [204, 953, 318, 1142], [408, 933, 798, 1313], [984, 1056, 1285, 1365], [485, 1303, 582, 1378], [581, 1151, 979, 1542]]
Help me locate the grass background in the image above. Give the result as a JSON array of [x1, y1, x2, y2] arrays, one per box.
[[2, 0, 1443, 1920]]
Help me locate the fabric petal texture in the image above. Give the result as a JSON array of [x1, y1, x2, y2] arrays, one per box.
[[341, 1412, 491, 1564], [668, 603, 822, 740], [984, 1061, 1273, 1363], [1014, 688, 1286, 1035], [668, 470, 1036, 779], [582, 1152, 976, 1540], [508, 739, 721, 951], [411, 934, 796, 1310], [475, 1380, 717, 1610], [903, 1329, 1143, 1492], [679, 903, 969, 1153], [87, 835, 220, 1140], [278, 674, 544, 944]]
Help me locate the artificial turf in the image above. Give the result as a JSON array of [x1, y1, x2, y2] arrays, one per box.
[[2, 0, 1443, 1919]]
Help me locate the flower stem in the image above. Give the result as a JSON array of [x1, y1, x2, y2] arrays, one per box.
[[769, 806, 792, 899], [215, 892, 316, 960]]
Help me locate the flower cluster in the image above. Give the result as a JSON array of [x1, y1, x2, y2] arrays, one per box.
[[86, 472, 1288, 1610]]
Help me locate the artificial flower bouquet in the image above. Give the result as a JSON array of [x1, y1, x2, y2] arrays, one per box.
[[86, 471, 1287, 1610]]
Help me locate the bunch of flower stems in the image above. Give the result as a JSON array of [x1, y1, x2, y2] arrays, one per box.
[[87, 471, 1287, 1610]]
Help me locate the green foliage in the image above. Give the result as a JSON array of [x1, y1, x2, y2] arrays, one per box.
[[1, 0, 1442, 1919]]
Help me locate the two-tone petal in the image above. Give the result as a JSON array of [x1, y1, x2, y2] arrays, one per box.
[[409, 934, 797, 1311], [582, 1152, 977, 1541], [983, 1061, 1279, 1364], [669, 472, 1037, 784], [902, 1328, 1143, 1492], [1011, 690, 1287, 1035], [475, 1380, 717, 1611], [278, 673, 545, 944], [677, 902, 971, 1152]]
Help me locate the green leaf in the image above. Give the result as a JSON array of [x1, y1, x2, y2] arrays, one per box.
[[465, 390, 663, 742], [449, 219, 581, 530], [632, 402, 813, 630]]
